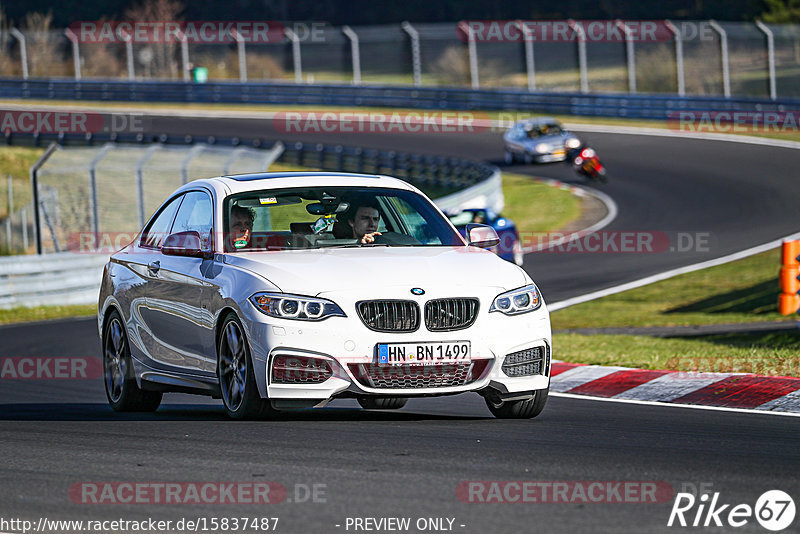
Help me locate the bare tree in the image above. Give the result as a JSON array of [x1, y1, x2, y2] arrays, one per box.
[[125, 0, 186, 79]]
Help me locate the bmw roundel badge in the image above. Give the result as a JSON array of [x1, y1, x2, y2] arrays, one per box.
[[411, 288, 425, 295]]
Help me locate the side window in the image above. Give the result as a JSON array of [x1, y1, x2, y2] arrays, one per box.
[[170, 191, 213, 250], [141, 195, 183, 249]]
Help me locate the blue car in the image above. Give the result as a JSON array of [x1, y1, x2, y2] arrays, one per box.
[[448, 208, 524, 266]]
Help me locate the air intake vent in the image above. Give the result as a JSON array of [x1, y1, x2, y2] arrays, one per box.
[[424, 298, 479, 331], [357, 300, 420, 332], [502, 346, 546, 377]]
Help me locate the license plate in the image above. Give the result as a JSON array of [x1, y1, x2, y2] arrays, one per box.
[[553, 148, 566, 157], [377, 341, 471, 365]]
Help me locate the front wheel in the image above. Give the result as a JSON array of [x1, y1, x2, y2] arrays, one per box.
[[485, 388, 548, 419], [504, 150, 515, 165], [358, 396, 408, 410], [103, 310, 162, 412], [217, 313, 272, 420]]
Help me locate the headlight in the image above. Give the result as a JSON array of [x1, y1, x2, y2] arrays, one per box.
[[565, 137, 581, 149], [250, 292, 346, 321], [490, 284, 542, 315], [535, 142, 549, 153]]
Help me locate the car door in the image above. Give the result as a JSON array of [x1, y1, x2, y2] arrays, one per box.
[[126, 193, 184, 370], [143, 190, 218, 376]]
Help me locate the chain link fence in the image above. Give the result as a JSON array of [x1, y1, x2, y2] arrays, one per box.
[[27, 142, 282, 254], [2, 21, 800, 98]]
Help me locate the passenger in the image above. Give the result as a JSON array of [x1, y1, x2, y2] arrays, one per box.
[[230, 204, 255, 249]]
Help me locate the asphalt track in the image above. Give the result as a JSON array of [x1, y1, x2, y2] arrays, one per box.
[[2, 113, 800, 533]]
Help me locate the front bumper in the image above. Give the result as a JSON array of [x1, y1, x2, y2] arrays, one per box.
[[240, 290, 552, 405]]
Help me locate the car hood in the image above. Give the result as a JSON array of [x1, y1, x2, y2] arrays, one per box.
[[224, 246, 529, 295]]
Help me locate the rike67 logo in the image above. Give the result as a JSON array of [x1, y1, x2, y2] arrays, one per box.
[[668, 490, 795, 531]]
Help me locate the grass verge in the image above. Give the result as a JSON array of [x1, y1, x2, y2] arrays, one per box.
[[551, 248, 787, 329], [502, 172, 581, 235], [551, 247, 800, 376], [0, 146, 45, 219], [555, 331, 800, 377], [0, 304, 96, 325]]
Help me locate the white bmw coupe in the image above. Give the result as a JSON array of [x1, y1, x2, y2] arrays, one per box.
[[98, 172, 552, 419]]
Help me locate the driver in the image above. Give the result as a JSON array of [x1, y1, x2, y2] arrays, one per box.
[[344, 199, 382, 244]]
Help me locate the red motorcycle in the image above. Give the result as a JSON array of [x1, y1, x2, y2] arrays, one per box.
[[568, 146, 608, 183]]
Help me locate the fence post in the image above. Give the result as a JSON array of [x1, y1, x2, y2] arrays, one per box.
[[616, 20, 636, 93], [222, 148, 247, 175], [4, 173, 10, 249], [284, 27, 303, 83], [232, 29, 247, 82], [29, 142, 60, 254], [709, 20, 731, 98], [755, 21, 777, 100], [181, 144, 204, 185], [665, 20, 685, 96], [568, 20, 588, 93], [89, 144, 114, 237], [179, 31, 190, 81], [260, 141, 284, 171], [342, 26, 362, 85], [136, 145, 160, 228], [401, 22, 422, 87], [456, 22, 480, 89], [515, 21, 536, 91], [7, 174, 12, 218], [64, 28, 82, 81], [119, 29, 135, 81], [10, 29, 28, 80], [21, 207, 28, 251]]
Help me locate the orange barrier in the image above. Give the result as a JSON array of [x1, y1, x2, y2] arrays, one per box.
[[778, 240, 800, 315]]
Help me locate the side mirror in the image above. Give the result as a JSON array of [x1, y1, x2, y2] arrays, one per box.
[[466, 224, 500, 249], [162, 231, 207, 258]]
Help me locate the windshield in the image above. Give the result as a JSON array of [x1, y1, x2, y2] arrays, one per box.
[[526, 122, 563, 138], [223, 186, 464, 252]]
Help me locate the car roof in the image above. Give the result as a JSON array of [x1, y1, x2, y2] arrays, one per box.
[[516, 117, 561, 126], [177, 172, 419, 197]]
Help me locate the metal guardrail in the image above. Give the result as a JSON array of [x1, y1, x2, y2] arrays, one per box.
[[0, 252, 108, 308], [3, 79, 800, 120]]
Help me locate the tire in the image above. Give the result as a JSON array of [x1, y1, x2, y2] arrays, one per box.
[[103, 310, 162, 412], [504, 150, 514, 165], [217, 313, 272, 420], [523, 153, 534, 165], [485, 388, 548, 419], [357, 396, 408, 410]]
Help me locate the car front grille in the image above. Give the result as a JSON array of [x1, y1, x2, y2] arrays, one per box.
[[501, 345, 548, 377], [357, 300, 420, 332], [424, 298, 479, 331], [349, 360, 489, 389]]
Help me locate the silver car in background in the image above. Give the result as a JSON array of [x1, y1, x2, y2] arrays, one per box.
[[503, 117, 581, 164]]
